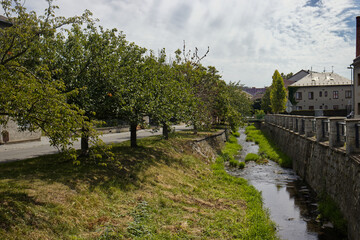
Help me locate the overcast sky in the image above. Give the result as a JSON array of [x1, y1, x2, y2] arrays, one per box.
[[4, 0, 360, 87]]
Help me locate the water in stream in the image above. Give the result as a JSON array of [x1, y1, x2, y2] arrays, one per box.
[[226, 128, 346, 240]]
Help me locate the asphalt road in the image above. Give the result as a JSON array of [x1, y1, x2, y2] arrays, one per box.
[[0, 125, 191, 163]]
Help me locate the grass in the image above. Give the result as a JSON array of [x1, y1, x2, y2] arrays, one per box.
[[245, 125, 292, 167], [0, 130, 278, 239], [244, 153, 260, 162], [222, 135, 244, 169], [318, 194, 347, 235]]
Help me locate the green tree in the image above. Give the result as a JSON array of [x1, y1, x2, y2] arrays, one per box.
[[0, 0, 96, 152], [270, 70, 287, 114], [144, 50, 192, 139], [261, 87, 272, 113], [226, 82, 252, 131], [116, 42, 149, 147], [55, 23, 125, 153], [281, 72, 294, 80]]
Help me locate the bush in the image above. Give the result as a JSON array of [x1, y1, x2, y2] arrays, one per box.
[[244, 153, 260, 162], [238, 162, 245, 169], [232, 132, 240, 138], [254, 109, 265, 120]]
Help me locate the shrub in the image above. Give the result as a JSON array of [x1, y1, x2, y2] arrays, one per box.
[[232, 132, 240, 138], [244, 153, 260, 162], [238, 162, 245, 169], [254, 109, 265, 120]]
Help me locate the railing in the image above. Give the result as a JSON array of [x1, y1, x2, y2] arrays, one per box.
[[322, 120, 329, 138], [264, 114, 360, 155], [337, 122, 346, 143], [356, 123, 360, 149], [312, 119, 316, 134]]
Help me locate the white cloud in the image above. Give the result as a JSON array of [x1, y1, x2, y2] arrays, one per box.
[[2, 0, 359, 87]]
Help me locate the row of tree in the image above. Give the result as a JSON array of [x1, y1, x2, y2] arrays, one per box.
[[1, 0, 251, 161]]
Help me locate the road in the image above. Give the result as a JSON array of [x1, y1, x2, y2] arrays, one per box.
[[0, 125, 191, 163]]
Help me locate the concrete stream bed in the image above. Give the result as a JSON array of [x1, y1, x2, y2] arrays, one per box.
[[226, 128, 346, 240]]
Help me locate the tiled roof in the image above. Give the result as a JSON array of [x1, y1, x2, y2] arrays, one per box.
[[290, 72, 351, 87]]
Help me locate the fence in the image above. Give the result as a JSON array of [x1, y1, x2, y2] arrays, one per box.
[[264, 114, 360, 154]]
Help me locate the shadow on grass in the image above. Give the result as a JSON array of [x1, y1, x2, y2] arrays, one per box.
[[0, 191, 49, 230], [0, 136, 187, 193]]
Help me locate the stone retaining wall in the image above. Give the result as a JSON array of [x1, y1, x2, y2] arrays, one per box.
[[190, 130, 228, 162], [262, 117, 360, 240]]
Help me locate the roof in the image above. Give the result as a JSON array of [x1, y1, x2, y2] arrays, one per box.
[[242, 87, 266, 96], [283, 78, 294, 88], [0, 15, 13, 28], [290, 72, 351, 87], [287, 69, 311, 82]]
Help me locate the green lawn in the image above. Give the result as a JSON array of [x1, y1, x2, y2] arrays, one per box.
[[0, 131, 278, 239]]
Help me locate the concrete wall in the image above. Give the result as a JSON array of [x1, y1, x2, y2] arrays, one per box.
[[0, 119, 41, 144], [262, 117, 360, 240]]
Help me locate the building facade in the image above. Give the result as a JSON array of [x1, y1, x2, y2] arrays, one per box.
[[289, 72, 352, 111], [353, 16, 360, 117]]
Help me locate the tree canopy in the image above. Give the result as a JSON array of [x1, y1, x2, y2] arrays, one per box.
[[1, 0, 252, 156], [270, 70, 287, 114]]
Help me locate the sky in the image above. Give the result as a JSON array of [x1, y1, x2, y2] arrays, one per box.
[[3, 0, 360, 87]]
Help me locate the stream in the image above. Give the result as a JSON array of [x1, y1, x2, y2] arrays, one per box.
[[226, 128, 346, 240]]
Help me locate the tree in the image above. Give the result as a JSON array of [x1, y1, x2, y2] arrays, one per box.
[[261, 87, 272, 113], [144, 49, 192, 139], [270, 70, 287, 114], [281, 72, 293, 80], [116, 42, 148, 147], [0, 0, 96, 152], [226, 82, 252, 131], [55, 23, 126, 154]]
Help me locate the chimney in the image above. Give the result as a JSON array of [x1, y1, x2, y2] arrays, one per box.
[[357, 16, 360, 58]]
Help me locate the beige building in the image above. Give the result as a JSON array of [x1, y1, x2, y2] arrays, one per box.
[[353, 16, 360, 117], [289, 72, 352, 111]]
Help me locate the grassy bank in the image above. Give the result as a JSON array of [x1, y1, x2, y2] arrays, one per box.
[[0, 131, 278, 239], [245, 125, 292, 168]]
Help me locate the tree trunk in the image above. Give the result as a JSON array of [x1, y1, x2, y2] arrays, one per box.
[[162, 122, 169, 140], [81, 127, 89, 156], [193, 122, 198, 134], [130, 123, 137, 148]]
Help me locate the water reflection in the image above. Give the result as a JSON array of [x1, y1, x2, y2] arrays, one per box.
[[226, 128, 346, 240]]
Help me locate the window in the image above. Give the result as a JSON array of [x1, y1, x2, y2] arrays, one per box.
[[296, 106, 302, 110], [319, 91, 322, 97], [319, 106, 323, 109], [345, 90, 352, 98], [333, 105, 339, 110], [358, 103, 360, 114], [324, 105, 328, 110], [333, 91, 339, 99], [358, 74, 360, 86], [295, 92, 302, 100], [308, 92, 314, 100], [324, 91, 328, 97], [309, 106, 314, 110]]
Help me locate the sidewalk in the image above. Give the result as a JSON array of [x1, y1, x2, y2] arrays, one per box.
[[0, 125, 191, 163]]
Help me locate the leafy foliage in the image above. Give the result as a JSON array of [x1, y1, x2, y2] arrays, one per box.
[[0, 0, 96, 154], [270, 70, 287, 114], [261, 87, 272, 113]]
